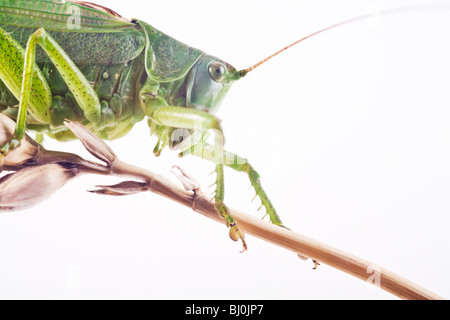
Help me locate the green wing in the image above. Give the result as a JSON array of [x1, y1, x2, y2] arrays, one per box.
[[0, 0, 146, 64]]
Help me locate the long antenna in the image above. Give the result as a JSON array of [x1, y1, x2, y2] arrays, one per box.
[[237, 5, 444, 78]]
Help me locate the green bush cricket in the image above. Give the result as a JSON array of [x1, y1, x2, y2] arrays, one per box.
[[0, 0, 449, 255], [0, 2, 448, 296], [0, 0, 292, 250]]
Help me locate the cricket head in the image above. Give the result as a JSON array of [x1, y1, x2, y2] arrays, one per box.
[[186, 54, 246, 114]]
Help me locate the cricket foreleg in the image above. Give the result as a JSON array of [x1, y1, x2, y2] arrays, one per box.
[[180, 144, 284, 227], [149, 106, 246, 250]]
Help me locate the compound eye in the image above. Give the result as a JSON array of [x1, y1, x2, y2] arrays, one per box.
[[208, 62, 226, 83]]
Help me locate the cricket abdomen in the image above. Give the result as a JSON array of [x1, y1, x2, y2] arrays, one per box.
[[40, 51, 146, 140]]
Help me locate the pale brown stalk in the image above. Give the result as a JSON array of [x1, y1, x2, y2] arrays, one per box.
[[0, 118, 444, 300], [99, 160, 445, 300]]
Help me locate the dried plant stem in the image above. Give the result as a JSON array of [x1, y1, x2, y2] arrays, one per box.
[[105, 160, 443, 300], [228, 212, 443, 300], [2, 114, 442, 300]]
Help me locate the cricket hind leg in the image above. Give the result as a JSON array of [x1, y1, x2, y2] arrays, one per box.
[[0, 27, 101, 159], [0, 26, 51, 159], [179, 143, 284, 227]]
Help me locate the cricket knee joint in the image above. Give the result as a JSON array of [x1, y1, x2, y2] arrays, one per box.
[[247, 165, 261, 181], [230, 160, 260, 180], [140, 93, 167, 118]]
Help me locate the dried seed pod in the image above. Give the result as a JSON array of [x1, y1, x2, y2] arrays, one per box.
[[171, 165, 201, 192], [0, 114, 40, 167], [90, 181, 148, 196], [0, 163, 79, 211], [64, 120, 117, 165]]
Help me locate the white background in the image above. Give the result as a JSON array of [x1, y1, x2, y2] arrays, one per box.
[[1, 0, 450, 299]]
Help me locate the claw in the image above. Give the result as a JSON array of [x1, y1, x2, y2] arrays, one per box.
[[239, 240, 248, 253], [215, 202, 247, 252], [229, 222, 247, 253], [312, 260, 320, 270], [297, 254, 320, 269]]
